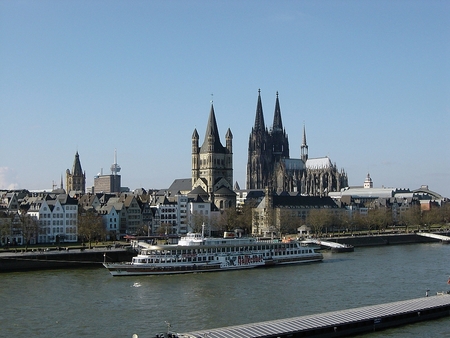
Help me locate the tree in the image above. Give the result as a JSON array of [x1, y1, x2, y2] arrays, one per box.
[[78, 209, 105, 249], [307, 209, 332, 237], [370, 208, 392, 234], [399, 205, 421, 233], [278, 209, 303, 237], [237, 200, 256, 235], [190, 212, 208, 233], [422, 206, 443, 228], [18, 212, 39, 249], [0, 213, 11, 246], [221, 207, 239, 233]]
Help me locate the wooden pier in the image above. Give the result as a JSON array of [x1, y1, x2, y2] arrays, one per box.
[[174, 294, 450, 338]]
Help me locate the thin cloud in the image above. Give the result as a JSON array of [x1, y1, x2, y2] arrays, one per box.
[[0, 167, 19, 190]]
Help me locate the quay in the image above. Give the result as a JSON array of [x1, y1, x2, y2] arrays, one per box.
[[177, 294, 450, 338], [0, 247, 134, 272]]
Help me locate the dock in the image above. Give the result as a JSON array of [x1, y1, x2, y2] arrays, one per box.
[[175, 294, 450, 338], [416, 232, 450, 243], [302, 239, 354, 252]]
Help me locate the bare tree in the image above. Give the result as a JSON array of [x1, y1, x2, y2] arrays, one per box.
[[307, 209, 332, 237], [190, 212, 209, 233], [78, 209, 105, 249], [278, 209, 303, 237], [237, 200, 256, 235], [399, 205, 421, 233], [18, 212, 39, 249]]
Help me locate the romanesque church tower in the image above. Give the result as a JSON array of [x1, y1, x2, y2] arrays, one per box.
[[192, 104, 235, 210], [66, 151, 86, 193]]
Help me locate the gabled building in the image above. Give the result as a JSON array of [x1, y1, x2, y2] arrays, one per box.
[[98, 205, 119, 240], [119, 194, 143, 235], [24, 193, 78, 244]]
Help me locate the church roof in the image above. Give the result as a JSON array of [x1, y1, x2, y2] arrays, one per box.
[[214, 186, 236, 196], [306, 156, 333, 169], [167, 178, 192, 195], [199, 104, 226, 154], [282, 158, 306, 171]]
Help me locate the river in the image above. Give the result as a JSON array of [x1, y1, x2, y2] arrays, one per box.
[[1, 243, 449, 337]]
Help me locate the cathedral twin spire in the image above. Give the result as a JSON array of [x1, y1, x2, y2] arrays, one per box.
[[253, 89, 285, 134]]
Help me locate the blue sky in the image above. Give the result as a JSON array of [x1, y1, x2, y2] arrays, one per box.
[[1, 1, 449, 197]]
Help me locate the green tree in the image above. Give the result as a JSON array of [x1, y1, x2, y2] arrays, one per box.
[[78, 210, 105, 249]]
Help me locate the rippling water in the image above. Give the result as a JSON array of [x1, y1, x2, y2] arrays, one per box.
[[2, 243, 450, 337]]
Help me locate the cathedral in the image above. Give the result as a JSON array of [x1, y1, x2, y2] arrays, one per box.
[[247, 90, 348, 196], [191, 103, 236, 210]]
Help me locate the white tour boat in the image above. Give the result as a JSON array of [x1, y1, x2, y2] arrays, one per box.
[[103, 230, 323, 276]]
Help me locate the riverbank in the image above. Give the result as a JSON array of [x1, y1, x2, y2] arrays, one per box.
[[1, 232, 449, 272]]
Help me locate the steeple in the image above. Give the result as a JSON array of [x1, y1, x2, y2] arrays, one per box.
[[254, 89, 265, 132], [72, 151, 83, 176], [272, 91, 283, 132], [200, 103, 225, 153], [301, 123, 308, 162], [66, 151, 86, 194]]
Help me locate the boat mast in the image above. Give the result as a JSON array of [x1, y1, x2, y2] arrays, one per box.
[[201, 223, 205, 240]]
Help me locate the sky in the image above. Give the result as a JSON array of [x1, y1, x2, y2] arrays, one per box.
[[1, 0, 449, 197]]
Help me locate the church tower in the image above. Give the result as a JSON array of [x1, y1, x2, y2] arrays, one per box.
[[247, 90, 290, 190], [364, 173, 373, 189], [66, 151, 86, 193], [270, 92, 289, 162], [192, 103, 235, 210], [247, 89, 272, 189]]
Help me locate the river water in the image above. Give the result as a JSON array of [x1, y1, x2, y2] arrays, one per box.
[[1, 243, 449, 337]]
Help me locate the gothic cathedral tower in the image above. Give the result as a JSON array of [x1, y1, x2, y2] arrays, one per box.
[[192, 103, 235, 210], [66, 151, 86, 193], [247, 90, 289, 190], [247, 89, 271, 189]]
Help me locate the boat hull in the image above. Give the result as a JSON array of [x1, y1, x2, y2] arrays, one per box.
[[104, 254, 323, 276]]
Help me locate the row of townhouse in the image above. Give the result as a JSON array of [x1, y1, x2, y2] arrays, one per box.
[[0, 191, 79, 246], [81, 191, 214, 239]]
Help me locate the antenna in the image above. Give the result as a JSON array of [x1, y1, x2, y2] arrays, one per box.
[[110, 148, 121, 175]]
